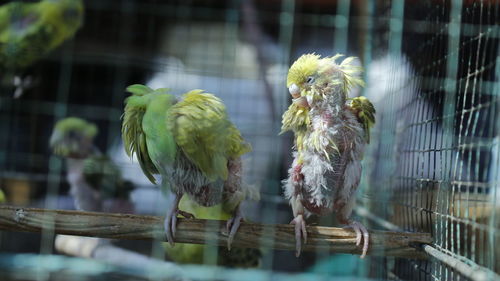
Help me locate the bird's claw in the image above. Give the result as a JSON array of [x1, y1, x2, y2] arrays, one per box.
[[226, 213, 243, 251], [12, 75, 34, 99], [345, 220, 369, 258], [290, 214, 307, 257], [164, 209, 195, 247], [164, 211, 176, 247]]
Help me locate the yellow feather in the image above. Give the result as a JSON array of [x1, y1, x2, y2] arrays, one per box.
[[286, 53, 321, 87], [171, 90, 250, 181], [348, 96, 376, 143]]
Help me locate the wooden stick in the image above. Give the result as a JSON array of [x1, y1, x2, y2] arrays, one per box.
[[0, 205, 431, 259]]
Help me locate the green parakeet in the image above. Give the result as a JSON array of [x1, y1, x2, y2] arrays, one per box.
[[281, 54, 375, 257], [164, 196, 261, 267], [0, 0, 84, 97], [121, 84, 254, 249], [50, 117, 134, 212]]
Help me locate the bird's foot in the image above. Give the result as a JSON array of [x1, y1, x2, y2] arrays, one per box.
[[13, 75, 34, 98], [164, 208, 195, 246], [290, 214, 307, 257], [226, 209, 244, 251], [345, 220, 369, 258]]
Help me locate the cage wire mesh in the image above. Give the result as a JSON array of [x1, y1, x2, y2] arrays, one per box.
[[0, 0, 499, 281], [363, 0, 500, 280]]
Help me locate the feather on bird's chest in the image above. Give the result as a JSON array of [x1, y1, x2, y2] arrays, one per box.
[[163, 150, 246, 209], [297, 105, 365, 215], [163, 151, 225, 207]]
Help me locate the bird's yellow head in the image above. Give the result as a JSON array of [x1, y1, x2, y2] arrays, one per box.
[[281, 53, 365, 134], [50, 117, 97, 158], [286, 53, 364, 109], [286, 53, 320, 108]]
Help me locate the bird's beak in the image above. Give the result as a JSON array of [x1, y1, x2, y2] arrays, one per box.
[[289, 84, 300, 98], [289, 84, 309, 108], [293, 96, 309, 108]]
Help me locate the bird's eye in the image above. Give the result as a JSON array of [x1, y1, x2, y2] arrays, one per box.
[[306, 76, 315, 84]]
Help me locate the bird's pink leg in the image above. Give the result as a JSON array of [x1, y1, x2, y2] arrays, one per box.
[[290, 213, 307, 257], [226, 205, 243, 250], [336, 198, 370, 258], [290, 163, 307, 257], [164, 193, 195, 246], [345, 220, 369, 258]]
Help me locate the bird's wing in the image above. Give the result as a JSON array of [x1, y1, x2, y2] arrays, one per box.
[[170, 90, 251, 181], [347, 96, 376, 143], [122, 84, 159, 183]]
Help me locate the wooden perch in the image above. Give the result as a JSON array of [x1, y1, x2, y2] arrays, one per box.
[[0, 205, 431, 259]]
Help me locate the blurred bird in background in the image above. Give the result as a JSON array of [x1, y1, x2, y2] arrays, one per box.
[[0, 188, 5, 203], [0, 0, 84, 98], [121, 84, 258, 249], [49, 117, 134, 213], [281, 54, 375, 257]]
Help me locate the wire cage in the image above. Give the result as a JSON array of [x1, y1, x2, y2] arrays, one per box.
[[0, 0, 498, 280]]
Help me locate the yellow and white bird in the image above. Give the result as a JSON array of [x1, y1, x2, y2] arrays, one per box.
[[281, 54, 375, 258]]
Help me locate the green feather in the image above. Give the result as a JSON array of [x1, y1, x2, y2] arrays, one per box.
[[52, 117, 97, 137], [170, 90, 251, 181], [50, 117, 97, 157], [0, 0, 84, 72], [280, 103, 310, 135], [348, 96, 376, 143], [83, 155, 134, 200], [122, 85, 250, 188], [126, 84, 154, 96], [142, 93, 178, 180], [121, 88, 175, 184], [0, 189, 5, 203]]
